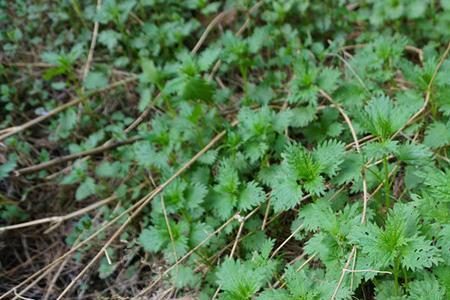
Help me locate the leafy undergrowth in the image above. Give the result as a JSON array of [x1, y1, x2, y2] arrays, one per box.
[[1, 1, 450, 299]]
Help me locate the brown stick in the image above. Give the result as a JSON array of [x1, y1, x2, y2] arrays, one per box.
[[14, 136, 140, 175], [81, 0, 102, 81], [393, 42, 450, 138], [4, 123, 233, 300], [0, 195, 115, 232], [319, 90, 371, 300], [0, 76, 138, 142], [55, 125, 233, 299], [134, 207, 260, 299]]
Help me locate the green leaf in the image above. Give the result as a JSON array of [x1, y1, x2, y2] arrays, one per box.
[[359, 95, 411, 140], [216, 259, 267, 300], [332, 152, 363, 185], [424, 121, 450, 148], [313, 139, 345, 176], [198, 46, 220, 71], [138, 88, 152, 112], [98, 249, 117, 279], [248, 27, 268, 53], [402, 236, 441, 271], [283, 143, 325, 195], [239, 181, 265, 211], [408, 276, 446, 300], [141, 59, 160, 85], [182, 77, 214, 102], [139, 226, 165, 252], [396, 142, 433, 165], [299, 200, 337, 232], [76, 177, 97, 201], [83, 72, 108, 90], [419, 168, 450, 201], [170, 265, 200, 289], [189, 222, 212, 246], [0, 154, 17, 180], [56, 107, 77, 139], [289, 105, 317, 128], [271, 180, 303, 212], [318, 67, 340, 93], [95, 161, 124, 178], [98, 30, 121, 52]]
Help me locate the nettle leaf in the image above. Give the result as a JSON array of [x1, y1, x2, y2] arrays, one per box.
[[138, 88, 152, 112], [198, 46, 220, 71], [271, 139, 346, 213], [332, 152, 363, 186], [98, 249, 116, 279], [289, 105, 317, 128], [408, 276, 446, 300], [257, 289, 290, 300], [247, 83, 276, 105], [363, 140, 398, 161], [139, 226, 165, 253], [304, 232, 336, 265], [98, 29, 121, 52], [437, 225, 450, 265], [215, 160, 240, 195], [313, 139, 345, 176], [271, 180, 303, 213], [76, 177, 97, 201], [283, 266, 319, 299], [248, 27, 269, 53], [216, 244, 276, 300], [358, 95, 411, 140], [402, 235, 441, 271], [299, 199, 337, 232], [396, 141, 433, 165], [418, 168, 450, 201], [350, 203, 440, 271], [288, 60, 320, 104], [0, 154, 17, 180], [182, 76, 214, 102], [317, 67, 340, 93], [95, 161, 126, 178], [83, 71, 108, 90], [216, 259, 264, 300], [189, 222, 212, 246], [140, 59, 161, 85], [284, 143, 322, 186], [238, 181, 265, 211], [170, 265, 200, 289], [55, 107, 77, 139], [185, 183, 208, 210], [374, 280, 404, 300], [198, 149, 218, 165], [424, 121, 450, 148], [238, 106, 274, 140]]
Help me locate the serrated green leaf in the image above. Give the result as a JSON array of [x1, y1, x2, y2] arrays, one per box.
[[83, 72, 108, 90], [424, 121, 450, 148], [76, 177, 96, 201], [239, 181, 265, 211], [182, 77, 214, 102]]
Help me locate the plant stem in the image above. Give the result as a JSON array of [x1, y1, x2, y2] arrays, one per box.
[[394, 258, 400, 296], [383, 155, 391, 209]]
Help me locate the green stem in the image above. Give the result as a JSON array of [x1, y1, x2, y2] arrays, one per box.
[[383, 155, 391, 209], [393, 258, 400, 296]]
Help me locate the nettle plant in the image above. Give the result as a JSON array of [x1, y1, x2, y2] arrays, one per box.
[[1, 1, 450, 300]]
